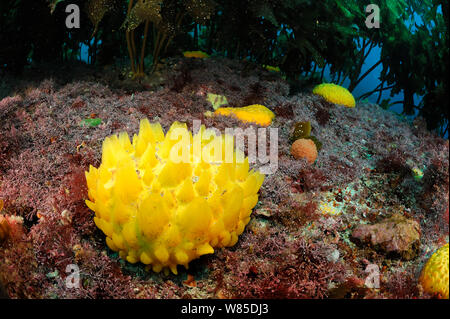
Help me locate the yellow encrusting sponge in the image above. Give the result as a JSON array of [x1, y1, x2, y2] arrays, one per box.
[[183, 51, 210, 58], [214, 104, 275, 127], [419, 243, 449, 299], [263, 65, 280, 72], [313, 83, 356, 108], [85, 119, 265, 275]]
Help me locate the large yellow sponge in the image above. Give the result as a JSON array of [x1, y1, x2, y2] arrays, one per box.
[[419, 243, 449, 299], [85, 119, 264, 275], [313, 83, 356, 108]]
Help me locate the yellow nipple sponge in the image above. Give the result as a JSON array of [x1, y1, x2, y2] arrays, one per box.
[[313, 83, 356, 108], [85, 119, 264, 274], [214, 104, 275, 127], [419, 243, 449, 299]]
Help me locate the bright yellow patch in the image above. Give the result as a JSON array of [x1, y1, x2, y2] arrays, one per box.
[[313, 83, 356, 108], [214, 104, 275, 127], [183, 51, 210, 59], [263, 65, 280, 72], [420, 243, 449, 299], [85, 119, 264, 275]]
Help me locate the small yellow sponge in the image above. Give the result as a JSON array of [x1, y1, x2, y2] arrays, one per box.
[[214, 104, 275, 127], [291, 138, 318, 164], [419, 243, 449, 299], [183, 51, 210, 58], [313, 83, 356, 108], [85, 119, 264, 275]]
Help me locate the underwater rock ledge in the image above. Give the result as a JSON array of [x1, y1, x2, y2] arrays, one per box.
[[0, 57, 448, 299]]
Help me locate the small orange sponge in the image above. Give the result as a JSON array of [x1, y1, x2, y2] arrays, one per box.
[[214, 104, 275, 127], [419, 243, 449, 299], [291, 138, 318, 164]]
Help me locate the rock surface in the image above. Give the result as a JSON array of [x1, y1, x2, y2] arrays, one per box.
[[351, 213, 421, 260]]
